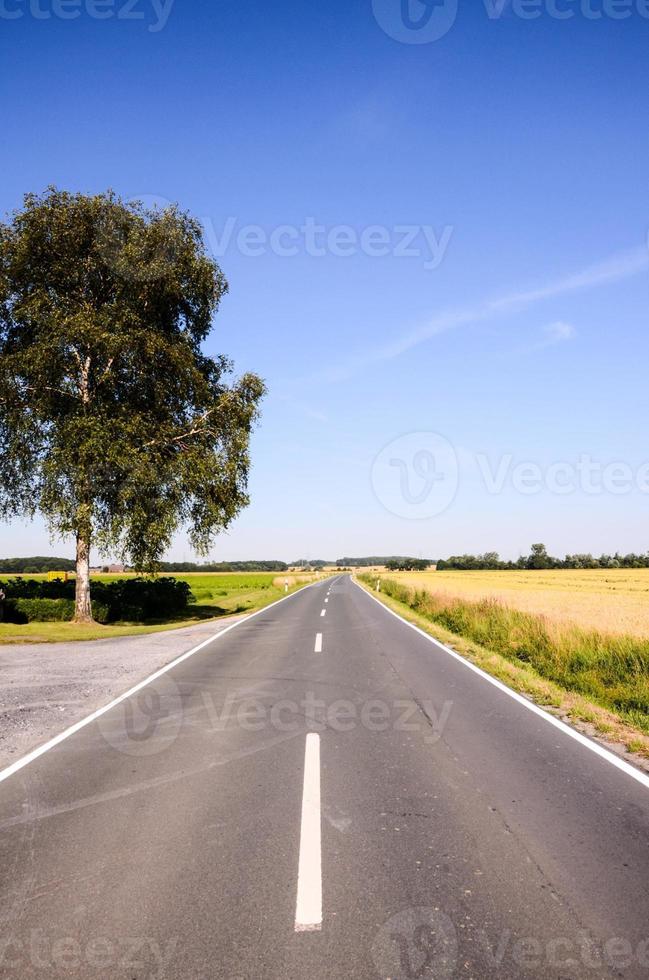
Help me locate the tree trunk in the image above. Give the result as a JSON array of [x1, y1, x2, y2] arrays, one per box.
[[74, 532, 94, 623]]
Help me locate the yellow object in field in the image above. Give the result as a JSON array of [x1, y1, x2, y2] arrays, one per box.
[[47, 571, 69, 582]]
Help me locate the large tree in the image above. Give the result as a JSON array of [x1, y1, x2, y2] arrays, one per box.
[[0, 188, 265, 621]]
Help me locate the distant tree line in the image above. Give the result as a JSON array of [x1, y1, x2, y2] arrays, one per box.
[[5, 546, 647, 578], [335, 556, 436, 568], [290, 559, 330, 569], [437, 543, 649, 571], [0, 556, 76, 574], [0, 557, 289, 574], [157, 560, 289, 572]]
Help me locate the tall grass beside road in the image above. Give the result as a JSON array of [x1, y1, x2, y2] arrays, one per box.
[[360, 575, 649, 736]]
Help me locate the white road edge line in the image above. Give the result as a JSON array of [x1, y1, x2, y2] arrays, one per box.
[[353, 578, 649, 792], [295, 732, 322, 932], [0, 580, 323, 787], [314, 633, 323, 653]]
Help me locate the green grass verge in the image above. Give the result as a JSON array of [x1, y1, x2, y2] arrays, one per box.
[[358, 575, 649, 760]]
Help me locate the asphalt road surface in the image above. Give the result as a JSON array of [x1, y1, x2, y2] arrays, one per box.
[[0, 575, 648, 979]]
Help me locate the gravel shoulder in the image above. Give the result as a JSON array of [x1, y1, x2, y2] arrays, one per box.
[[0, 615, 245, 768]]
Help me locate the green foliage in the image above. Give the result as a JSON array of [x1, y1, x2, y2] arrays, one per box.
[[0, 187, 265, 581], [1, 576, 190, 622], [1, 577, 74, 599], [384, 558, 431, 571], [7, 597, 75, 623], [90, 602, 110, 624], [93, 577, 192, 621], [363, 575, 649, 733]]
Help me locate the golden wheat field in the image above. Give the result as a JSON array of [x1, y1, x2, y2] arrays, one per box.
[[387, 569, 649, 639]]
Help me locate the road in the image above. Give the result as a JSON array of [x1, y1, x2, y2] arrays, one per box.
[[0, 574, 648, 979]]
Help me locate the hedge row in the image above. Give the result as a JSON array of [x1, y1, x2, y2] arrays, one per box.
[[1, 577, 192, 624]]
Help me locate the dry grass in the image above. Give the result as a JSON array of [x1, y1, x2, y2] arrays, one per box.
[[272, 574, 321, 589], [388, 569, 649, 638]]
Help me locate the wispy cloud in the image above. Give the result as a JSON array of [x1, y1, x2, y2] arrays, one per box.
[[275, 393, 329, 423], [542, 320, 576, 345], [496, 319, 576, 359], [318, 246, 647, 382]]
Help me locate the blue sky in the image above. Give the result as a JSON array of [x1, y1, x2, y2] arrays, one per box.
[[2, 0, 649, 561]]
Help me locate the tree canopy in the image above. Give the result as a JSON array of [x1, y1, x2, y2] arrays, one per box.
[[384, 558, 432, 571], [0, 188, 265, 619]]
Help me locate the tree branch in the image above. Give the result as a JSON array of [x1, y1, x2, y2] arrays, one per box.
[[141, 408, 218, 449]]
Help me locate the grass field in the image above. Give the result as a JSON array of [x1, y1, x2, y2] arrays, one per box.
[[362, 570, 649, 746], [386, 568, 649, 638], [0, 571, 322, 643]]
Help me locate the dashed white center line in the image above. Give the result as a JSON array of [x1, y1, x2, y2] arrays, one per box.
[[320, 609, 326, 617], [314, 632, 323, 653], [295, 733, 322, 932], [324, 598, 329, 603]]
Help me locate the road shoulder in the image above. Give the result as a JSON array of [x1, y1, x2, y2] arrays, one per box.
[[0, 616, 245, 768]]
